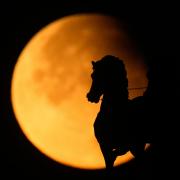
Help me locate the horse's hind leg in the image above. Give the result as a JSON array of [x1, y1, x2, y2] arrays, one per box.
[[129, 143, 146, 158], [113, 144, 129, 156]]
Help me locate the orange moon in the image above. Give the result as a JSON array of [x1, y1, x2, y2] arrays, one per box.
[[11, 14, 148, 169]]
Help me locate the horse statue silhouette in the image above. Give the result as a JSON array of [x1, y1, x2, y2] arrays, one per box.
[[86, 55, 147, 170]]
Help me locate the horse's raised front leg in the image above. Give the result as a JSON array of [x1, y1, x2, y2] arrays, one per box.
[[94, 127, 116, 169], [93, 115, 116, 170], [98, 143, 116, 170]]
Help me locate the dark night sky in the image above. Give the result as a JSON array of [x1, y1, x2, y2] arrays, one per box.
[[1, 1, 178, 179]]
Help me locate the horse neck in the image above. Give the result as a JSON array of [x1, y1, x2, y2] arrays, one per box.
[[103, 84, 128, 104]]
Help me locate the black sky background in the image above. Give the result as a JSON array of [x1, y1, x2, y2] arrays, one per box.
[[1, 1, 178, 179]]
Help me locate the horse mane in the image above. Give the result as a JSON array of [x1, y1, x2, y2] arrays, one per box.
[[93, 55, 128, 87], [94, 55, 126, 73]]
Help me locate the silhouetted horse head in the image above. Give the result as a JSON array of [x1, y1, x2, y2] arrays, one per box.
[[87, 55, 128, 103]]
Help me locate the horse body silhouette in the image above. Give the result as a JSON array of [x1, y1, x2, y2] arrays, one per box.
[[87, 55, 146, 169]]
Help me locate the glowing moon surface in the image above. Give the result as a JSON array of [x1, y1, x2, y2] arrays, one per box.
[[11, 14, 148, 169]]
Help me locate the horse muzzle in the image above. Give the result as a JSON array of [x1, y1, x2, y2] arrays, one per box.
[[86, 92, 100, 103]]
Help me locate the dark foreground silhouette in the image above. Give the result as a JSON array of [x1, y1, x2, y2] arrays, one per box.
[[87, 55, 152, 170]]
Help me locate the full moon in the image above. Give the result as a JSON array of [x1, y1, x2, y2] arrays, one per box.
[[11, 14, 148, 169]]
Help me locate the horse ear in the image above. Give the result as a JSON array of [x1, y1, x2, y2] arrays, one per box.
[[92, 61, 96, 68]]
